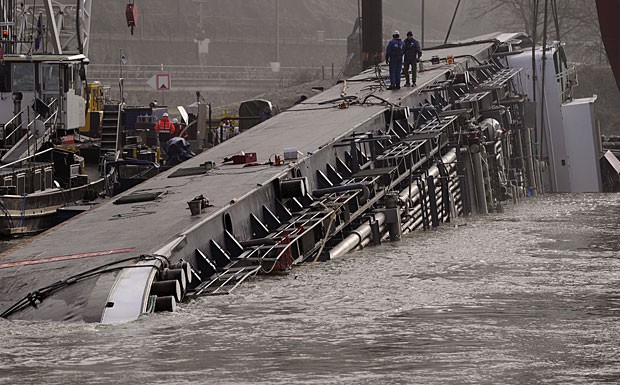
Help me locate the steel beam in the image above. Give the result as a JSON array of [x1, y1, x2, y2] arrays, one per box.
[[44, 0, 62, 54]]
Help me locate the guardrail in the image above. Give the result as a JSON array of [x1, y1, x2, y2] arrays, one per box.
[[87, 64, 336, 82], [90, 32, 348, 46]]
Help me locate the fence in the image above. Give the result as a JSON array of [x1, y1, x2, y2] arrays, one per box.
[[87, 64, 340, 83]]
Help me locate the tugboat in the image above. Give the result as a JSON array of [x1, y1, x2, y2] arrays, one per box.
[[0, 1, 103, 236]]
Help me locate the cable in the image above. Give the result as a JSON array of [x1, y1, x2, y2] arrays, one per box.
[[360, 94, 398, 107], [278, 105, 341, 113], [0, 198, 14, 229], [444, 0, 462, 44], [374, 64, 388, 90]]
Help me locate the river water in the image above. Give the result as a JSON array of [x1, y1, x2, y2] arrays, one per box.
[[1, 194, 620, 384]]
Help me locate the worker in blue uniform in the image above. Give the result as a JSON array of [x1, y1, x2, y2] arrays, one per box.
[[385, 30, 405, 90], [403, 31, 422, 87]]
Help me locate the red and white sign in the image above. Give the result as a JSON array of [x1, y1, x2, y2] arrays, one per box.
[[147, 73, 171, 91]]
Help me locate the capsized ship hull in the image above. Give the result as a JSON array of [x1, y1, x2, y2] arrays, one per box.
[[0, 33, 594, 323]]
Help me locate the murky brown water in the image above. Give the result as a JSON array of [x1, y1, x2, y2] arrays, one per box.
[[1, 194, 620, 384]]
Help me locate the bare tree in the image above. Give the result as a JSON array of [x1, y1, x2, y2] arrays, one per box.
[[469, 0, 604, 63]]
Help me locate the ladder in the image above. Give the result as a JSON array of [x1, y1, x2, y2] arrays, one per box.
[[100, 104, 121, 155], [186, 183, 377, 298]]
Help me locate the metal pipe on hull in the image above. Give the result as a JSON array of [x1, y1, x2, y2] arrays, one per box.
[[355, 225, 385, 250], [481, 147, 494, 212], [522, 127, 537, 195], [401, 178, 460, 232], [472, 151, 488, 214], [398, 149, 458, 203], [328, 212, 386, 260]]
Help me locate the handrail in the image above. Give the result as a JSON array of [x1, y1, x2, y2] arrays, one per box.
[[89, 64, 327, 71], [0, 146, 54, 169], [2, 104, 30, 131], [4, 98, 58, 143], [25, 110, 59, 156], [115, 102, 123, 161], [2, 100, 59, 164]]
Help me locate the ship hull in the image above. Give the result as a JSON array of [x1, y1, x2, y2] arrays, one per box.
[[0, 178, 104, 236]]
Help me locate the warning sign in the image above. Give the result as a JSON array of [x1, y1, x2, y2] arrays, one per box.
[[147, 73, 172, 91]]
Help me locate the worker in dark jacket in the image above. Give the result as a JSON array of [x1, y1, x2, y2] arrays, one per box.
[[403, 31, 422, 87], [385, 30, 405, 90]]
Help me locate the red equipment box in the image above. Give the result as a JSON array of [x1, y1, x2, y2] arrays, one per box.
[[232, 153, 257, 164]]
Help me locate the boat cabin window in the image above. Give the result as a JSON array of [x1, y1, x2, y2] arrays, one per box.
[[11, 63, 35, 92], [72, 65, 82, 96], [0, 63, 11, 92], [42, 64, 61, 93]]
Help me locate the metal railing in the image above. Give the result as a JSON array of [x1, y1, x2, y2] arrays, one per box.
[[0, 147, 54, 170], [3, 99, 58, 144], [90, 32, 347, 46], [1, 99, 59, 164], [2, 104, 30, 144], [87, 64, 329, 82], [556, 65, 578, 103], [28, 108, 59, 154]]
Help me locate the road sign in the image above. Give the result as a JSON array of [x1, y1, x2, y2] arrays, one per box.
[[147, 73, 171, 91]]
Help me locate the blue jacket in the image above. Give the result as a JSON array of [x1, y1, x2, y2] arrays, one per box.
[[385, 38, 405, 62], [404, 38, 422, 62]]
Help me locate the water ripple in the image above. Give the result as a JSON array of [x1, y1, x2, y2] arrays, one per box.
[[1, 194, 620, 384]]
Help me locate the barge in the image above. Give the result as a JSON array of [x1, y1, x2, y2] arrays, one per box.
[[0, 30, 602, 323]]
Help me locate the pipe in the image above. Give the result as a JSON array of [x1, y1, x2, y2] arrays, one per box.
[[444, 0, 462, 44], [472, 151, 488, 214], [328, 212, 386, 260], [398, 149, 457, 203], [402, 180, 459, 232], [329, 151, 459, 260], [355, 224, 385, 250], [312, 183, 370, 204], [481, 147, 494, 212], [523, 127, 537, 195], [400, 169, 458, 228]]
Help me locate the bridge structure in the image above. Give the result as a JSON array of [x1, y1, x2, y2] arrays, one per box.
[[87, 64, 340, 95]]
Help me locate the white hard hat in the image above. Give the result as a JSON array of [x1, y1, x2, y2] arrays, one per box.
[[173, 118, 179, 123], [393, 30, 400, 36], [163, 112, 169, 117]]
